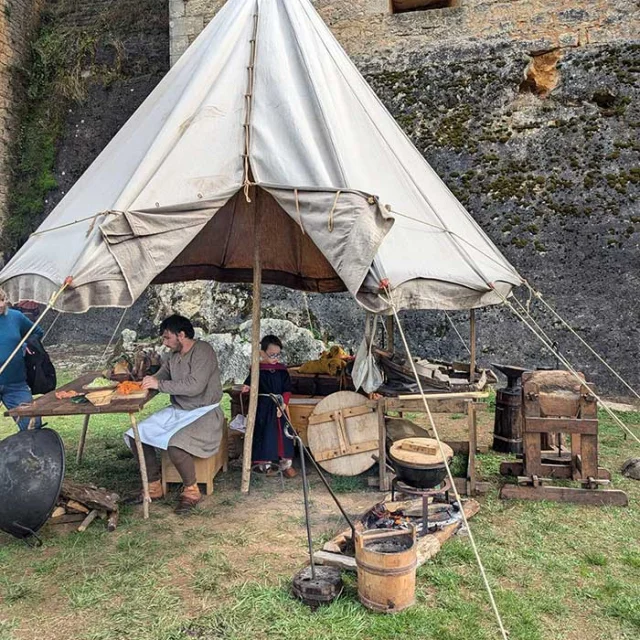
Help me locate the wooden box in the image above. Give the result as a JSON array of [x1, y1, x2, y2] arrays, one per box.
[[161, 426, 228, 495]]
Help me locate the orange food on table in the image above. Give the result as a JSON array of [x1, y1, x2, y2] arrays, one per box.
[[55, 390, 80, 400], [117, 381, 143, 395]]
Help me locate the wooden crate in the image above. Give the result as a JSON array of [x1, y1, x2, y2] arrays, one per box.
[[161, 426, 228, 495]]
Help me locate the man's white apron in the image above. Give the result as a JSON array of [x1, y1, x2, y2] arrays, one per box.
[[124, 403, 219, 450]]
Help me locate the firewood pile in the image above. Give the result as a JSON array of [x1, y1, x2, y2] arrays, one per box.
[[48, 480, 120, 533]]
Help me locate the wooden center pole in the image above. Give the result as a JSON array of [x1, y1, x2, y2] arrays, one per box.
[[241, 190, 262, 493], [469, 309, 477, 383]]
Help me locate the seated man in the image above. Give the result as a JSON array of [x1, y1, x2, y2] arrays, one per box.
[[125, 314, 224, 514], [0, 287, 43, 431]]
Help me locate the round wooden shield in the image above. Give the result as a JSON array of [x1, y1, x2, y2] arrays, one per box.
[[307, 391, 379, 476]]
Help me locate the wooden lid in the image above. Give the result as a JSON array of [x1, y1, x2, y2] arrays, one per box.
[[389, 438, 453, 466]]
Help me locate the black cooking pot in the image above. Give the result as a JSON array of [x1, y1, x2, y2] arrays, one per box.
[[389, 457, 449, 488], [388, 438, 453, 489], [0, 428, 65, 540]]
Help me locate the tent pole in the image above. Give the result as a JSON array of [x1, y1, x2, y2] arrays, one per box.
[[469, 309, 477, 383], [241, 191, 262, 493]]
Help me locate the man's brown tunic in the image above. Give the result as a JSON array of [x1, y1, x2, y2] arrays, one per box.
[[155, 340, 224, 457]]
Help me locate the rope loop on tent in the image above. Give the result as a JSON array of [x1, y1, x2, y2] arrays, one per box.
[[294, 189, 306, 235], [522, 280, 640, 404], [328, 190, 341, 232], [497, 291, 640, 445], [377, 284, 510, 640]]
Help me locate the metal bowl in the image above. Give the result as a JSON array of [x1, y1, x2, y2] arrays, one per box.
[[0, 429, 65, 540]]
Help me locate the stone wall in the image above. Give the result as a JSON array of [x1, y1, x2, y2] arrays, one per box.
[[168, 0, 638, 64], [0, 0, 45, 237]]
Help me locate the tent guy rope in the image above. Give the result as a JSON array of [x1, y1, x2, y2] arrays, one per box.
[[443, 310, 472, 355], [523, 280, 640, 404], [495, 290, 640, 446], [379, 283, 510, 640]]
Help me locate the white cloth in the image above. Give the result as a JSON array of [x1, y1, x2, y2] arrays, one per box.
[[125, 403, 219, 450]]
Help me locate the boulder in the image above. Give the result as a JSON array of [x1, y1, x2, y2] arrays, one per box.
[[621, 458, 640, 481]]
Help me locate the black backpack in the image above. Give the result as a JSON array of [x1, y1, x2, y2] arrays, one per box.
[[25, 337, 57, 395]]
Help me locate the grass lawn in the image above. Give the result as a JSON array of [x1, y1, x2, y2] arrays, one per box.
[[0, 373, 639, 640]]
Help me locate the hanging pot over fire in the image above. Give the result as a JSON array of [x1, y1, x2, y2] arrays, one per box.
[[388, 438, 453, 488]]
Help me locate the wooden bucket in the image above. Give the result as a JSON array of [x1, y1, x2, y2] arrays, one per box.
[[355, 527, 417, 613], [492, 387, 523, 454]]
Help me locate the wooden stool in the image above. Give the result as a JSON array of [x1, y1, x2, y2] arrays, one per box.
[[161, 425, 228, 496]]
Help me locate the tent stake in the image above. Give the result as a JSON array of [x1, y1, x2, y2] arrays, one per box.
[[241, 190, 262, 493], [469, 309, 477, 383]]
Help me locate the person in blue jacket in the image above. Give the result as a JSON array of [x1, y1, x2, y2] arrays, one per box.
[[0, 288, 44, 430]]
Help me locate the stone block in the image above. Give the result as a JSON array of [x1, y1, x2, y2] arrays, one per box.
[[170, 16, 205, 39], [169, 0, 186, 19]]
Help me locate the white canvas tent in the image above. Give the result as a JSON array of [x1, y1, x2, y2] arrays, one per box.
[[0, 0, 521, 314]]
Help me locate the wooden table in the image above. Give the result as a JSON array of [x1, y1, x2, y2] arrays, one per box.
[[5, 372, 157, 518]]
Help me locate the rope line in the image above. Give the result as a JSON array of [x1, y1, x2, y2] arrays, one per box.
[[524, 280, 640, 404], [242, 12, 259, 203], [294, 189, 306, 235], [42, 311, 62, 343], [443, 310, 471, 355], [328, 190, 341, 232], [380, 286, 510, 640], [29, 211, 120, 238], [497, 292, 640, 445], [99, 307, 129, 365], [389, 209, 522, 282]]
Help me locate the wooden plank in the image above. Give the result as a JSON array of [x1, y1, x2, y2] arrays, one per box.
[[525, 417, 598, 435], [307, 405, 374, 426], [48, 513, 86, 525], [313, 439, 379, 462], [500, 461, 611, 480], [466, 402, 477, 496], [5, 371, 157, 418], [313, 550, 357, 571], [393, 391, 489, 401], [500, 484, 628, 506], [377, 399, 390, 491]]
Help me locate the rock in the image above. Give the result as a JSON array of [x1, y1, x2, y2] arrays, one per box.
[[621, 458, 640, 480], [120, 329, 137, 351], [238, 318, 327, 367]]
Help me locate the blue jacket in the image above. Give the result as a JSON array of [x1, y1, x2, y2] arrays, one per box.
[[0, 309, 45, 386]]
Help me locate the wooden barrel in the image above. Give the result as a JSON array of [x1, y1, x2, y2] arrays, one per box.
[[355, 528, 417, 613], [492, 387, 523, 454]]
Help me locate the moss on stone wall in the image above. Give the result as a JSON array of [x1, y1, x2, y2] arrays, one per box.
[[3, 0, 167, 255]]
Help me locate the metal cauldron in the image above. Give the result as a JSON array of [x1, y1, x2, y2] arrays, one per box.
[[0, 428, 65, 540], [388, 438, 454, 489]]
